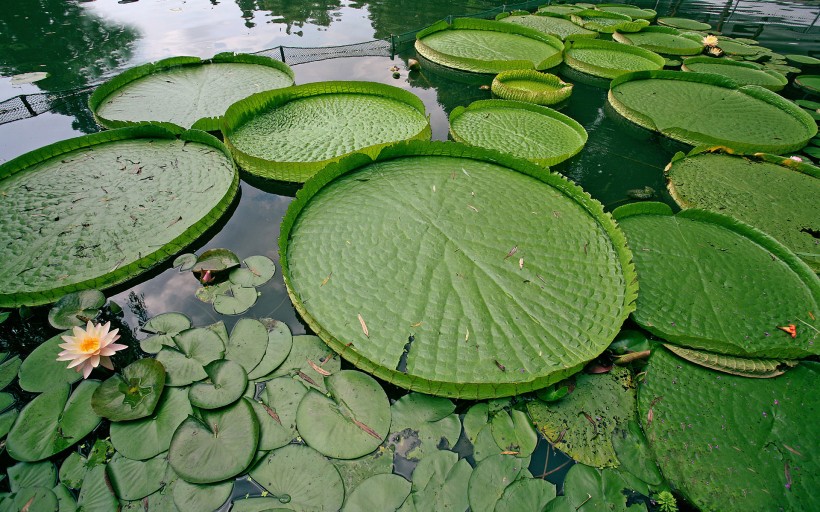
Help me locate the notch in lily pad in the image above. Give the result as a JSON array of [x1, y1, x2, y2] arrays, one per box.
[[187, 248, 274, 315], [91, 359, 166, 421]]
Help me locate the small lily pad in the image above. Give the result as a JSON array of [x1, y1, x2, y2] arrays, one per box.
[[17, 332, 83, 392], [188, 359, 248, 409], [342, 473, 411, 512], [110, 386, 192, 460], [213, 284, 258, 315], [247, 318, 293, 380], [7, 381, 101, 462], [495, 478, 557, 512], [47, 290, 105, 329], [490, 409, 538, 458], [0, 408, 17, 439], [388, 393, 461, 461], [169, 397, 259, 483], [59, 452, 87, 489], [249, 444, 345, 511], [224, 318, 268, 373], [263, 334, 340, 391], [173, 479, 233, 512], [155, 327, 225, 386], [91, 358, 166, 421], [8, 461, 57, 492], [408, 449, 473, 511], [140, 312, 192, 354], [193, 248, 241, 273], [106, 452, 168, 501], [297, 370, 391, 459], [229, 255, 276, 287], [173, 253, 197, 271], [545, 463, 647, 512], [468, 454, 531, 512], [11, 487, 59, 512], [77, 466, 119, 512]]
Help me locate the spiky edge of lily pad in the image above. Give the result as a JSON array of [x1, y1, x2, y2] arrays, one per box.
[[221, 81, 432, 183], [663, 344, 797, 378], [491, 70, 574, 105], [612, 202, 820, 355], [414, 18, 564, 74], [608, 70, 818, 154], [279, 140, 638, 399], [0, 125, 239, 307], [88, 53, 295, 131], [563, 39, 665, 79], [449, 99, 588, 167]]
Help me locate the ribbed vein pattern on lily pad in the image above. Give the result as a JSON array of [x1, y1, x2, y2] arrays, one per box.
[[223, 81, 430, 182], [449, 100, 587, 167], [563, 39, 664, 79], [281, 142, 637, 398], [608, 70, 817, 154], [414, 19, 563, 73], [612, 27, 703, 56], [614, 203, 819, 359], [666, 151, 820, 273], [497, 13, 598, 41], [90, 54, 294, 130], [639, 346, 819, 511], [682, 57, 788, 91], [491, 70, 573, 106], [0, 126, 237, 307]]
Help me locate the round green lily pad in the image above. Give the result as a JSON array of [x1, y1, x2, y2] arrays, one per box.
[[192, 248, 241, 273], [0, 355, 21, 390], [188, 359, 248, 409], [786, 54, 820, 66], [246, 318, 293, 381], [261, 334, 340, 391], [342, 473, 411, 512], [682, 56, 788, 90], [8, 461, 57, 491], [223, 81, 431, 183], [388, 393, 461, 461], [494, 478, 557, 512], [597, 4, 656, 20], [569, 9, 650, 33], [91, 358, 166, 421], [213, 284, 258, 315], [414, 18, 563, 73], [468, 454, 531, 512], [249, 444, 345, 511], [657, 17, 711, 31], [638, 346, 819, 511], [140, 312, 192, 354], [613, 203, 819, 359], [229, 255, 276, 287], [7, 381, 101, 462], [612, 26, 703, 56], [528, 366, 636, 468], [173, 479, 233, 512], [255, 376, 309, 450], [666, 150, 820, 273], [110, 386, 192, 460], [89, 53, 294, 130], [77, 465, 119, 512], [0, 125, 238, 307], [564, 38, 665, 79], [296, 370, 391, 459], [408, 449, 473, 511], [491, 70, 573, 105], [223, 318, 268, 373], [718, 38, 764, 57], [795, 74, 820, 95], [608, 70, 818, 154], [156, 327, 225, 386], [106, 452, 168, 501], [545, 463, 648, 511], [11, 487, 58, 512], [169, 397, 259, 484], [173, 253, 197, 271], [449, 100, 587, 167], [490, 409, 537, 458], [47, 290, 105, 329], [280, 141, 637, 398], [17, 332, 83, 392], [496, 12, 598, 41]]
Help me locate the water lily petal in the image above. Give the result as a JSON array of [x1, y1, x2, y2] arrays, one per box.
[[82, 362, 94, 379]]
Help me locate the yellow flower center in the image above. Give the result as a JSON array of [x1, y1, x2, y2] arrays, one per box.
[[79, 336, 101, 353]]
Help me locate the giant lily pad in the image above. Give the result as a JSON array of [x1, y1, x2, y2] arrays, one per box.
[[638, 346, 819, 511], [496, 12, 598, 41], [280, 141, 637, 398], [91, 358, 166, 421], [657, 17, 711, 31], [569, 9, 650, 34], [528, 366, 636, 468], [109, 386, 192, 460], [414, 18, 563, 74], [249, 444, 345, 511], [0, 125, 238, 307], [608, 70, 817, 153], [682, 56, 788, 91], [7, 381, 101, 462], [89, 53, 294, 130], [563, 39, 665, 79], [297, 370, 390, 459], [449, 99, 587, 167], [491, 70, 574, 105], [613, 203, 819, 359], [597, 4, 657, 21], [222, 81, 431, 183], [169, 397, 259, 483], [612, 26, 703, 56], [665, 150, 820, 273]]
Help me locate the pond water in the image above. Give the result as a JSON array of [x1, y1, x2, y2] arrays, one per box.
[[0, 0, 818, 508]]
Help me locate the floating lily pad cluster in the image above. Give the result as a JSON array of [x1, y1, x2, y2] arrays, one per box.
[[172, 248, 276, 315]]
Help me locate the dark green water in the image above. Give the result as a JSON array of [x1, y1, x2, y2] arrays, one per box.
[[0, 0, 818, 504]]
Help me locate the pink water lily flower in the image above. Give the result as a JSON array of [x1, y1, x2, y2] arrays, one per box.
[[57, 321, 127, 378]]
